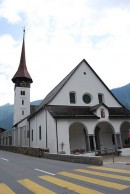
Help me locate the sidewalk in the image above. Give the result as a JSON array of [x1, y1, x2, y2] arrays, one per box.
[[102, 155, 130, 164]]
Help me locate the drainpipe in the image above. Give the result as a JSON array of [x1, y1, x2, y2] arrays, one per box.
[[87, 135, 91, 152], [56, 119, 59, 153], [118, 133, 123, 148], [114, 133, 118, 151], [45, 106, 48, 148], [28, 120, 30, 147]]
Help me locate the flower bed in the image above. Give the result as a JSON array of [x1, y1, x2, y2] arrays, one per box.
[[71, 148, 86, 154]]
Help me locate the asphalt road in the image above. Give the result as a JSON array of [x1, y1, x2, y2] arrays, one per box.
[[0, 150, 130, 194]]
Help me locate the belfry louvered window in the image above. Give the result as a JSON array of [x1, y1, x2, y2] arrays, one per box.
[[21, 91, 25, 95]]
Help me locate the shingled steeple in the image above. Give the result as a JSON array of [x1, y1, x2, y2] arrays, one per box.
[[12, 29, 33, 85]]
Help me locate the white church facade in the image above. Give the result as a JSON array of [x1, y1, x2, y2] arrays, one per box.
[[1, 32, 130, 154]]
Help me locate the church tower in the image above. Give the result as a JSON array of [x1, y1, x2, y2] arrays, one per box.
[[12, 30, 33, 125]]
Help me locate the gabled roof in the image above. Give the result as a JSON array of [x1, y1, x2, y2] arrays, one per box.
[[28, 102, 130, 121], [90, 103, 109, 111], [47, 105, 100, 119], [27, 59, 127, 120], [47, 105, 130, 119], [37, 59, 125, 110], [109, 107, 130, 118], [12, 30, 33, 83]]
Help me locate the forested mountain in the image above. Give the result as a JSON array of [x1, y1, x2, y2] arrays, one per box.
[[111, 83, 130, 110], [0, 100, 42, 130], [1, 83, 130, 130]]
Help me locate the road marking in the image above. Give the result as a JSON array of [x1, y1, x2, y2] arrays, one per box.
[[0, 158, 9, 161], [18, 179, 56, 194], [58, 171, 129, 190], [40, 175, 103, 194], [75, 168, 130, 181], [0, 183, 15, 194], [88, 166, 130, 174], [35, 168, 56, 176]]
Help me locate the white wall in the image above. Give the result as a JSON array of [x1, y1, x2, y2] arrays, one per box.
[[30, 116, 37, 148], [34, 110, 46, 149], [16, 119, 29, 147], [30, 111, 46, 148], [14, 87, 30, 125], [47, 111, 57, 153], [29, 109, 57, 152], [57, 120, 70, 153], [49, 61, 121, 107]]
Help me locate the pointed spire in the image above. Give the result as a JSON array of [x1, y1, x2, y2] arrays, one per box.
[[12, 29, 33, 83]]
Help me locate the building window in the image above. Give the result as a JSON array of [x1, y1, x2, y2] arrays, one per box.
[[39, 126, 41, 140], [22, 110, 24, 115], [32, 130, 33, 141], [22, 100, 24, 105], [21, 91, 25, 95], [69, 92, 76, 104], [83, 93, 91, 104], [98, 93, 104, 103]]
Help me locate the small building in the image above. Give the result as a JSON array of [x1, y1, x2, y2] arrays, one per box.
[[0, 128, 12, 146], [0, 127, 5, 133]]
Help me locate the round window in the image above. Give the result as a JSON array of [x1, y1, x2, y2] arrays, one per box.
[[83, 94, 91, 104]]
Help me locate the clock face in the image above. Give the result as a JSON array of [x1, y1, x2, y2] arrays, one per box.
[[20, 81, 26, 87]]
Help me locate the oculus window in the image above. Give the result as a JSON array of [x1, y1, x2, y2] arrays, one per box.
[[83, 93, 91, 104]]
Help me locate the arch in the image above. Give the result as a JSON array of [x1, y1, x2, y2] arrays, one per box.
[[69, 122, 88, 153], [120, 121, 130, 148], [94, 121, 116, 153]]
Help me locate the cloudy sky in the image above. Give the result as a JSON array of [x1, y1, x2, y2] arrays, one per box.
[[0, 0, 130, 106]]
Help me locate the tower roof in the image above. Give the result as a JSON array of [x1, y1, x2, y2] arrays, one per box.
[[12, 30, 33, 83]]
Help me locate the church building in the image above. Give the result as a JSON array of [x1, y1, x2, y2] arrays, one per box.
[[9, 32, 130, 154]]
